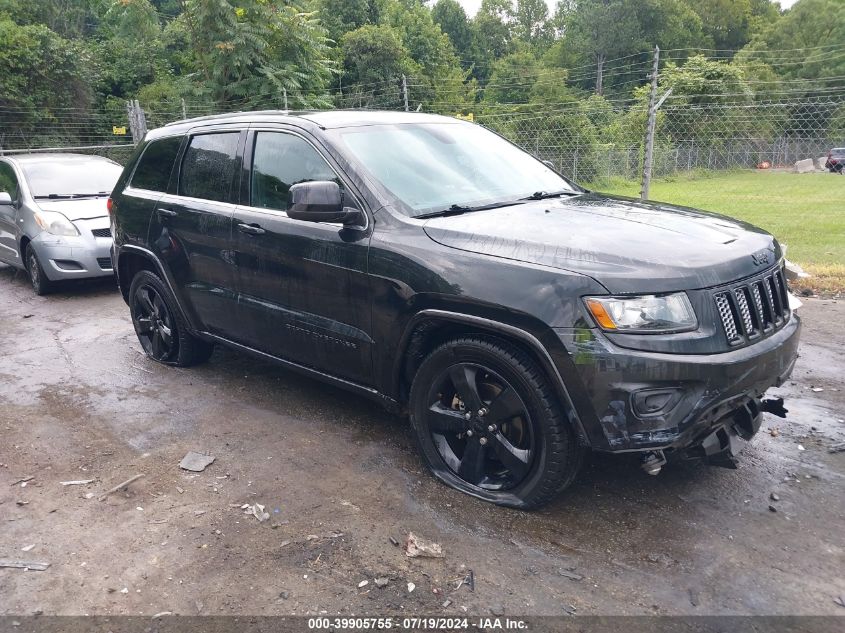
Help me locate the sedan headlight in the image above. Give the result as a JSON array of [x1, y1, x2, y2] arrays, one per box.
[[584, 292, 697, 333], [34, 210, 79, 236]]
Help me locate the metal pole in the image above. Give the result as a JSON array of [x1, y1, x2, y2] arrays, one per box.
[[402, 74, 409, 112], [640, 46, 660, 200], [283, 88, 288, 111], [181, 97, 187, 120]]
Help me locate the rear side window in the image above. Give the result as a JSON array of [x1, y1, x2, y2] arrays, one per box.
[[131, 137, 182, 192], [179, 133, 240, 203], [251, 132, 340, 212]]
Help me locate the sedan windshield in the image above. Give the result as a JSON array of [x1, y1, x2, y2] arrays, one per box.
[[21, 159, 123, 198], [331, 122, 579, 217]]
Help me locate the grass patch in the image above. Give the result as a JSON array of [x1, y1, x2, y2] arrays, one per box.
[[587, 170, 845, 293]]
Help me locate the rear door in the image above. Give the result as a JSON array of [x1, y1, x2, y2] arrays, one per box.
[[0, 160, 22, 265], [231, 127, 374, 384], [149, 127, 244, 337]]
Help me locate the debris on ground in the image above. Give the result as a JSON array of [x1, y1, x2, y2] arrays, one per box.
[[389, 536, 399, 547], [829, 442, 845, 454], [688, 588, 700, 607], [179, 451, 215, 472], [0, 559, 50, 571], [768, 505, 778, 513], [557, 569, 584, 581], [10, 476, 34, 487], [405, 532, 444, 558], [278, 590, 290, 600], [152, 612, 172, 619], [99, 474, 145, 501], [407, 582, 416, 593], [60, 479, 94, 486], [455, 570, 475, 592], [242, 503, 270, 522], [20, 545, 35, 552], [835, 595, 845, 608], [374, 577, 389, 588], [442, 599, 452, 608], [769, 428, 779, 437], [797, 445, 806, 451], [358, 580, 369, 588], [770, 493, 780, 502]]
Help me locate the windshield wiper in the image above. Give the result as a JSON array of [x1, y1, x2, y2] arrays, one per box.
[[34, 191, 110, 200], [521, 189, 580, 200], [415, 199, 527, 219]]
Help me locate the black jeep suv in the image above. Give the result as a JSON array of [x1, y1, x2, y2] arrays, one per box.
[[110, 111, 801, 509]]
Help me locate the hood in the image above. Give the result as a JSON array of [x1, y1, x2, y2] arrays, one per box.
[[422, 193, 780, 294], [36, 198, 109, 222]]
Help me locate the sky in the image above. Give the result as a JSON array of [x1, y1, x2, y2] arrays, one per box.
[[454, 0, 799, 18]]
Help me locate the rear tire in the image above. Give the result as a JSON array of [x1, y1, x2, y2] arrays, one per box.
[[26, 245, 55, 296], [409, 335, 584, 509], [128, 269, 214, 367]]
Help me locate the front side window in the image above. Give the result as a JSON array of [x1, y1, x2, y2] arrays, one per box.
[[179, 132, 240, 203], [330, 122, 577, 217], [251, 132, 340, 212], [131, 136, 182, 192], [0, 162, 19, 201]]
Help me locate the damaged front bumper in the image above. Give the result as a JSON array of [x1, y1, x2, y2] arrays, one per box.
[[556, 313, 801, 459]]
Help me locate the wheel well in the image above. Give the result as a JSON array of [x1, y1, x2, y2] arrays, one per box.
[[117, 251, 157, 301], [19, 236, 30, 261], [399, 316, 589, 446], [401, 318, 551, 402]]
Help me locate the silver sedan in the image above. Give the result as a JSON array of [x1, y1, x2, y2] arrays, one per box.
[[0, 153, 123, 294]]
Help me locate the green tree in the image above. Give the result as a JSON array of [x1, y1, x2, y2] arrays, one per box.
[[340, 24, 412, 107], [432, 0, 474, 61], [317, 0, 380, 43], [513, 0, 550, 49], [180, 0, 334, 108], [473, 0, 514, 67]]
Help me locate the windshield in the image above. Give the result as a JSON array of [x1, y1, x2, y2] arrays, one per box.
[[331, 122, 578, 217], [21, 159, 123, 198]]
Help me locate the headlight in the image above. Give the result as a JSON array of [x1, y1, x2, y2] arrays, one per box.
[[34, 210, 79, 236], [584, 292, 697, 333]]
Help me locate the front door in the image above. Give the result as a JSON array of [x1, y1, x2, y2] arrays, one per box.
[[148, 130, 244, 336], [231, 129, 373, 385], [0, 161, 22, 266]]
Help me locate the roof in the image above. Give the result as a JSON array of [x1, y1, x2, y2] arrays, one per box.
[[3, 152, 120, 165], [156, 109, 462, 137]]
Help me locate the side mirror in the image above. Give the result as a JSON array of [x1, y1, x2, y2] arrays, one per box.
[[0, 192, 12, 205], [287, 181, 363, 226]]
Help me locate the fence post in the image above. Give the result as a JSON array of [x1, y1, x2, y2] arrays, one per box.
[[640, 46, 660, 200], [181, 97, 187, 120], [126, 100, 147, 145], [402, 75, 409, 112]]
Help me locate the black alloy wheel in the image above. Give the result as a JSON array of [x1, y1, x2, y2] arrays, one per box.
[[426, 362, 534, 490], [131, 282, 176, 362], [409, 336, 584, 509]]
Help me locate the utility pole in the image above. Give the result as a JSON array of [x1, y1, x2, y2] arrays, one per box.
[[402, 74, 409, 112], [640, 46, 660, 200]]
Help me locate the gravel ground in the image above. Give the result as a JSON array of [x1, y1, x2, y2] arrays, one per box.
[[0, 264, 843, 617]]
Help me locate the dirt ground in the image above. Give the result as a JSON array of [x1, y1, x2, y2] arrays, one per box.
[[1, 263, 843, 617]]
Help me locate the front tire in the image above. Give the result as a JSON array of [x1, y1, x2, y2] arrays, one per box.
[[409, 336, 584, 509], [128, 270, 214, 367], [26, 245, 55, 296]]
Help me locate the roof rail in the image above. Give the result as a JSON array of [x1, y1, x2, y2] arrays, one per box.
[[164, 109, 304, 127]]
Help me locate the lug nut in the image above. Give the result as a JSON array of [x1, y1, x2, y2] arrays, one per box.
[[479, 437, 488, 445], [464, 412, 472, 419], [478, 407, 488, 417], [466, 430, 473, 437], [487, 424, 496, 433]]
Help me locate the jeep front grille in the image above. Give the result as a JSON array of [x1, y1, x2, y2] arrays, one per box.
[[713, 266, 790, 347]]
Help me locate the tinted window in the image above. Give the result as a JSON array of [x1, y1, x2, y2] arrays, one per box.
[[179, 133, 240, 203], [0, 162, 19, 200], [251, 132, 339, 212], [131, 136, 182, 192]]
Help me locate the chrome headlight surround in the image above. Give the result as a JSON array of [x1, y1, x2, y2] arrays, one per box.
[[584, 292, 697, 334]]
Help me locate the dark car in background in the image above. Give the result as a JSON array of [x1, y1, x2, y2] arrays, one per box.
[[0, 153, 123, 294], [109, 111, 801, 509], [825, 147, 845, 172]]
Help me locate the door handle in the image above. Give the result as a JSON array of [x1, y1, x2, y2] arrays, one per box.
[[237, 223, 266, 235], [156, 208, 177, 217]]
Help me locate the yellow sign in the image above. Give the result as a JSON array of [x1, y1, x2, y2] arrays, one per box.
[[113, 126, 127, 135], [454, 113, 474, 122]]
